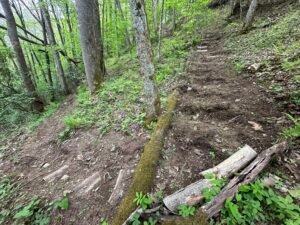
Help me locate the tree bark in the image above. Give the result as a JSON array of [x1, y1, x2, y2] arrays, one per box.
[[40, 0, 69, 95], [242, 0, 258, 32], [0, 0, 43, 112], [130, 0, 161, 123], [115, 0, 131, 47], [152, 0, 159, 33], [75, 0, 105, 93], [157, 0, 164, 59]]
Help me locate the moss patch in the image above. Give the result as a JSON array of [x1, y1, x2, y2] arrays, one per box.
[[161, 211, 209, 225], [111, 90, 179, 225]]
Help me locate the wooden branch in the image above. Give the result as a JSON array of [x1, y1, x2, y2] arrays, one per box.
[[0, 13, 44, 43], [163, 145, 257, 212], [201, 142, 287, 218], [0, 25, 43, 46]]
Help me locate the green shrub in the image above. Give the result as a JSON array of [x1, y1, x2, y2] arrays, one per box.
[[64, 115, 87, 129]]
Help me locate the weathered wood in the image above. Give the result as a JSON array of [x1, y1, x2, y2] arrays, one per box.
[[163, 145, 257, 212], [43, 165, 69, 183], [201, 145, 257, 177], [201, 142, 287, 218], [108, 169, 131, 205]]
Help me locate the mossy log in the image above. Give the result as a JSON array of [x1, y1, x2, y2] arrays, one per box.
[[160, 211, 209, 225], [111, 90, 179, 225]]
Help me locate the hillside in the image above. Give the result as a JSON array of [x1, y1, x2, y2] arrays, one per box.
[[0, 0, 299, 225]]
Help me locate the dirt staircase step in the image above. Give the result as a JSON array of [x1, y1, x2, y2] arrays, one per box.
[[43, 165, 69, 183], [74, 172, 102, 195]]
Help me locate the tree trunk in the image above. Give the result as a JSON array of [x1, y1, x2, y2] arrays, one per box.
[[157, 0, 164, 59], [39, 0, 69, 95], [229, 0, 238, 16], [0, 0, 43, 112], [129, 0, 161, 123], [152, 0, 159, 33], [40, 12, 53, 87], [115, 0, 131, 47], [75, 0, 105, 93], [242, 0, 258, 32]]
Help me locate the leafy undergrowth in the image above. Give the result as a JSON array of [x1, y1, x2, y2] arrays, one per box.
[[0, 176, 69, 225], [0, 102, 60, 143], [224, 3, 300, 139], [59, 4, 216, 143], [100, 174, 300, 225]]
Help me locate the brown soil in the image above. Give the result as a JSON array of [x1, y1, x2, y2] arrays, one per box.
[[154, 32, 290, 197]]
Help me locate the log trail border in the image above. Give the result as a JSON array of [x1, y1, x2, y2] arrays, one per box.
[[111, 90, 179, 225]]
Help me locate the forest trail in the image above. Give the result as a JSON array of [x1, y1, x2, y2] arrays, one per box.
[[154, 32, 284, 194], [0, 32, 288, 225]]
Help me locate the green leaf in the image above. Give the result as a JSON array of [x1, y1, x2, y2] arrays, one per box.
[[289, 187, 300, 199], [53, 195, 69, 210]]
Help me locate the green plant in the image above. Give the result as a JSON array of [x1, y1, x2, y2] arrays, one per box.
[[209, 151, 216, 159], [64, 115, 87, 129], [218, 180, 300, 225], [52, 194, 69, 210], [14, 197, 41, 220], [0, 177, 17, 200], [134, 192, 153, 210], [131, 213, 141, 225], [178, 204, 196, 217], [100, 218, 109, 225], [233, 59, 246, 73], [290, 90, 300, 106], [57, 127, 74, 144], [143, 217, 157, 225], [282, 114, 300, 139], [203, 174, 226, 202]]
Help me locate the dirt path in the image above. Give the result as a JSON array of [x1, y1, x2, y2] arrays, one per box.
[[154, 32, 285, 194], [1, 96, 148, 224]]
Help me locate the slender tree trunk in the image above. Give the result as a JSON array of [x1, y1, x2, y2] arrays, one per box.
[[39, 0, 69, 95], [75, 0, 105, 93], [115, 0, 131, 47], [157, 0, 164, 59], [0, 0, 44, 111], [41, 12, 53, 87], [49, 0, 65, 45], [113, 0, 120, 56], [152, 0, 159, 33], [172, 0, 176, 30], [242, 0, 258, 32], [229, 0, 238, 16], [129, 0, 161, 123], [65, 2, 76, 58]]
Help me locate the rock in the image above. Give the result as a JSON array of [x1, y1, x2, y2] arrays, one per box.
[[194, 149, 202, 156], [61, 174, 70, 181], [42, 163, 50, 168], [247, 63, 263, 73]]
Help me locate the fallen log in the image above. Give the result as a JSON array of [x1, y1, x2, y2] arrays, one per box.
[[111, 90, 179, 225], [163, 145, 257, 212], [201, 142, 287, 218]]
